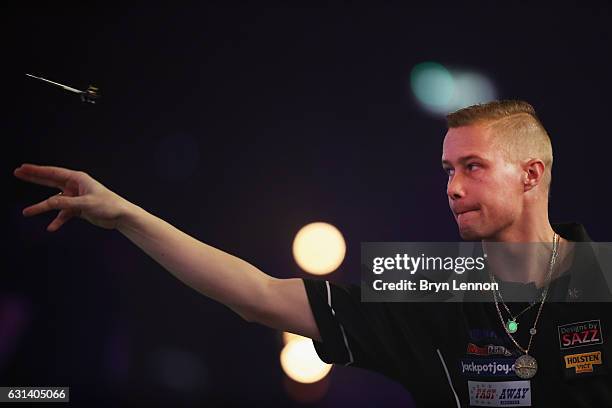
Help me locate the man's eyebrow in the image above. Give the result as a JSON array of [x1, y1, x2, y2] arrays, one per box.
[[441, 155, 488, 167]]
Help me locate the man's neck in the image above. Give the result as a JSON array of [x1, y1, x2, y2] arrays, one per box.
[[484, 214, 557, 243], [481, 221, 573, 288]]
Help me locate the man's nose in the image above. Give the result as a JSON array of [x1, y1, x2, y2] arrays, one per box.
[[447, 173, 465, 200]]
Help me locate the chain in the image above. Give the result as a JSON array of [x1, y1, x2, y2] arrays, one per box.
[[490, 265, 547, 322], [489, 233, 559, 354]]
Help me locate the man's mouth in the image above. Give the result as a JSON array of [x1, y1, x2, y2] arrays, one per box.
[[456, 209, 479, 220]]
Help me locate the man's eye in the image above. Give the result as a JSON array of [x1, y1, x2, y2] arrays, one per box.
[[467, 163, 480, 171], [444, 168, 454, 176]]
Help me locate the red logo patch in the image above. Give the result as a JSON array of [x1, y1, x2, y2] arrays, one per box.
[[467, 343, 513, 357], [558, 320, 603, 350]]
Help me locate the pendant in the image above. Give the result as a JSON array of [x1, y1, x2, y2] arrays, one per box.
[[514, 354, 538, 379], [507, 319, 518, 333]]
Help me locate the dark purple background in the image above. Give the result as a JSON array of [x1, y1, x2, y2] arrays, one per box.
[[5, 4, 612, 407]]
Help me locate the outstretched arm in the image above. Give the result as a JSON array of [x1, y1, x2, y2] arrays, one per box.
[[13, 163, 321, 341]]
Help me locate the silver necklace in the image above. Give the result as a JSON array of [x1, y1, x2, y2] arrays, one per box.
[[490, 270, 547, 334], [487, 232, 559, 379]]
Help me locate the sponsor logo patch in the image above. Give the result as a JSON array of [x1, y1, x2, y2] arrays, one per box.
[[564, 351, 603, 374], [467, 342, 514, 357], [468, 380, 531, 407], [459, 358, 517, 377], [558, 319, 603, 350]]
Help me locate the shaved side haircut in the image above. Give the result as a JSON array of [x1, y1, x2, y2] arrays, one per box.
[[446, 100, 553, 197]]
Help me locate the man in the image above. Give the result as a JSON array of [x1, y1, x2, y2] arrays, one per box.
[[13, 100, 611, 407]]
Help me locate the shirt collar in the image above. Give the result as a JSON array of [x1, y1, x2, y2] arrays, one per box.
[[552, 222, 592, 242], [465, 222, 611, 301]]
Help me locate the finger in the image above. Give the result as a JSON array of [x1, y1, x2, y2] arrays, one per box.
[[13, 171, 63, 189], [47, 209, 76, 232], [13, 164, 77, 189], [22, 195, 87, 217]]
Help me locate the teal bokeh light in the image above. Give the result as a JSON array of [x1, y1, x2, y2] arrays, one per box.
[[410, 62, 455, 112], [448, 71, 496, 111], [410, 62, 498, 116]]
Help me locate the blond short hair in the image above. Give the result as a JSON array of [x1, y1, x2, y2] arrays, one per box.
[[446, 100, 553, 196]]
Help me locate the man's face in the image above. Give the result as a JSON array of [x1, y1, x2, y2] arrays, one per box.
[[442, 125, 524, 240]]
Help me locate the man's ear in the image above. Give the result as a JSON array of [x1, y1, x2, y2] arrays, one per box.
[[523, 159, 545, 192]]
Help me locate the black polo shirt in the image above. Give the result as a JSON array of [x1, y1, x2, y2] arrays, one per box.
[[303, 223, 612, 407]]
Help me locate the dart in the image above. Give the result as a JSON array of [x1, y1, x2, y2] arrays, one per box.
[[25, 73, 100, 104]]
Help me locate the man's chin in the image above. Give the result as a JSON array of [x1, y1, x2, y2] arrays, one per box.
[[458, 226, 483, 241]]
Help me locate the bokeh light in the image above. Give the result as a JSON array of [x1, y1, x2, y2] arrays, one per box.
[[410, 62, 497, 116], [447, 70, 497, 112], [292, 222, 346, 275], [282, 331, 303, 345], [410, 62, 455, 114], [280, 337, 332, 383]]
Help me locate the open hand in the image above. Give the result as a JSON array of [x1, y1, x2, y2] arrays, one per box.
[[14, 164, 130, 231]]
